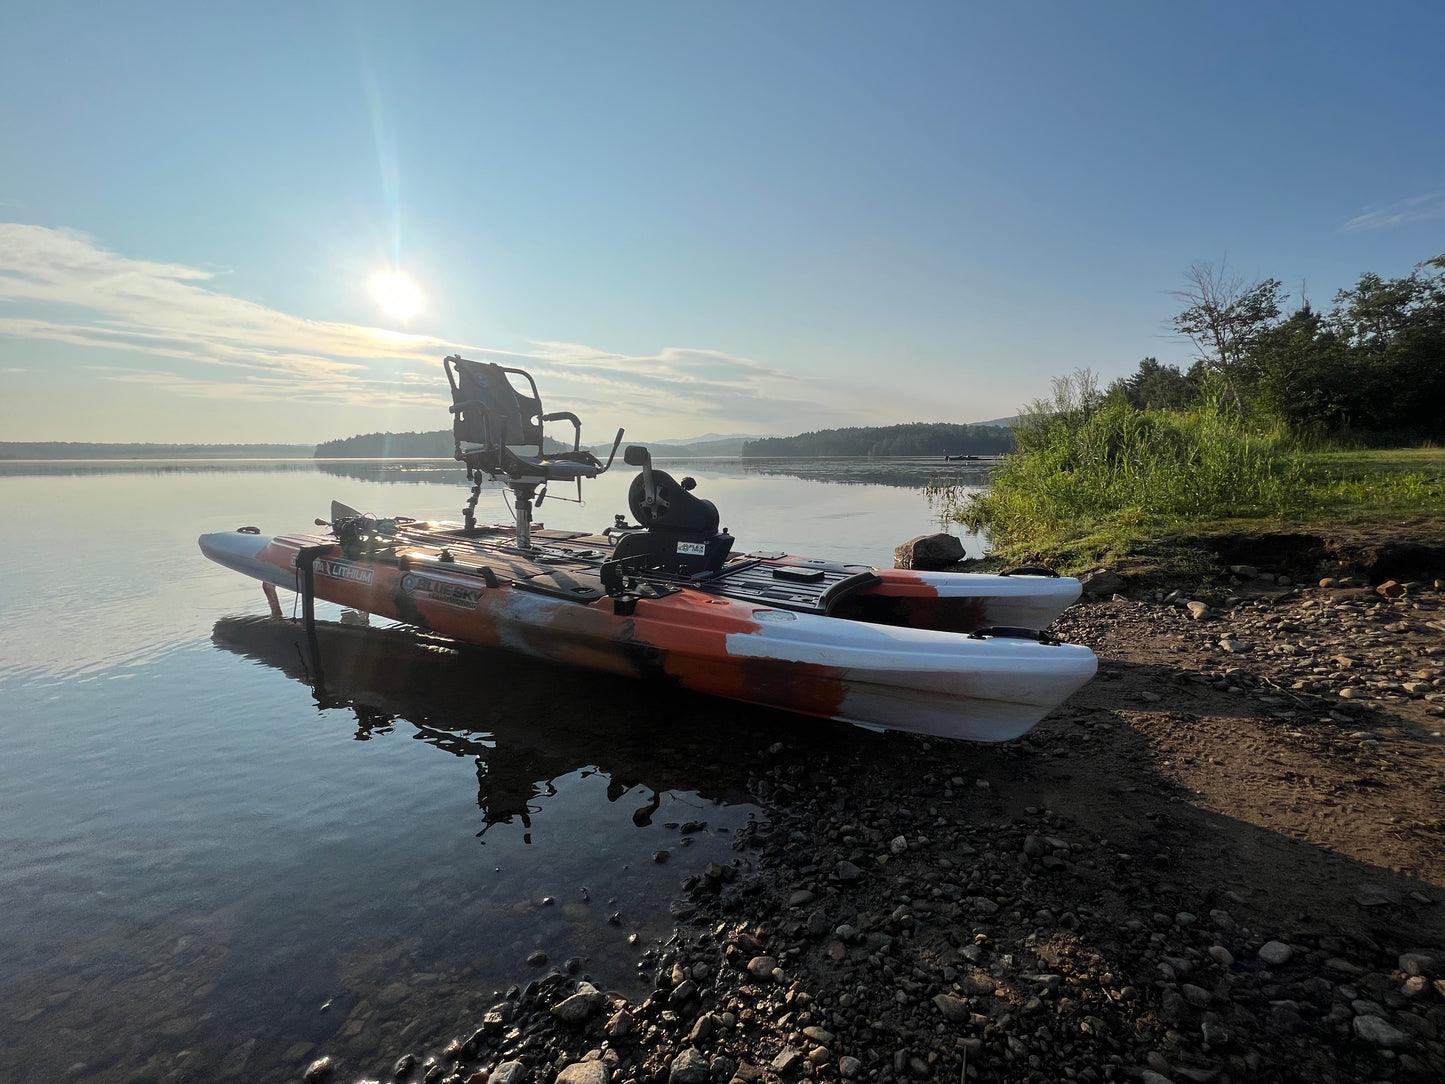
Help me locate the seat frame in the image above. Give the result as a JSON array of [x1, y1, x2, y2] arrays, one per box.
[[444, 354, 623, 550]]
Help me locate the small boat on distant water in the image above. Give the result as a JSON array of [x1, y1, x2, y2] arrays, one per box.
[[200, 356, 1095, 741]]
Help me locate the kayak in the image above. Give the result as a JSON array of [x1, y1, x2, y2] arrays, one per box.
[[199, 354, 1096, 742], [199, 514, 1094, 742]]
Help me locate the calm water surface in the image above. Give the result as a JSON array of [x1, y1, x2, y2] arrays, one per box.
[[0, 459, 986, 1084]]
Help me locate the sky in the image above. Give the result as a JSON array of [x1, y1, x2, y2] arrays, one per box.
[[1, 1, 1442, 445]]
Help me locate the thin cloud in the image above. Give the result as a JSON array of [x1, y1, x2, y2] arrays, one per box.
[[1340, 191, 1445, 232], [0, 224, 451, 390], [0, 222, 890, 430]]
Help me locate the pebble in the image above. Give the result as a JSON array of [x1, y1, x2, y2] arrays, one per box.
[[745, 956, 778, 980], [1258, 940, 1294, 966]]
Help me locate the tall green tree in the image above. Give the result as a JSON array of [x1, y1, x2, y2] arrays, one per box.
[[1172, 261, 1286, 405], [1106, 357, 1195, 410]]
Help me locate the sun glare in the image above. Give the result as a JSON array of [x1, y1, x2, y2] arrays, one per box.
[[370, 271, 422, 320]]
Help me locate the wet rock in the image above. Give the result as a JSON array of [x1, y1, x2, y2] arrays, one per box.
[[395, 1053, 418, 1079], [304, 1057, 335, 1083], [525, 950, 548, 967], [1352, 1014, 1411, 1049]]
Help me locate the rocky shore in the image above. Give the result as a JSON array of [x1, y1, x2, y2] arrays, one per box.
[[306, 556, 1445, 1084]]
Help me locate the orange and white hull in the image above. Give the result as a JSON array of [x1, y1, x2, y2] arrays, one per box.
[[200, 528, 1095, 742]]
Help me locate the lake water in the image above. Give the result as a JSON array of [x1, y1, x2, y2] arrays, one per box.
[[0, 458, 988, 1084]]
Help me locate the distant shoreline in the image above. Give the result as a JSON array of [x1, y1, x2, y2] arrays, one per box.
[[0, 442, 317, 460]]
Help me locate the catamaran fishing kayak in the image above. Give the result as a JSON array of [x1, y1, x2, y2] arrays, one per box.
[[199, 355, 1096, 742]]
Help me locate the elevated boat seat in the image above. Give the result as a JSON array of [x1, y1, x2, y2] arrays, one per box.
[[443, 355, 624, 544]]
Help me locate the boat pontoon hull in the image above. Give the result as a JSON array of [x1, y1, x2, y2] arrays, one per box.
[[200, 526, 1095, 742]]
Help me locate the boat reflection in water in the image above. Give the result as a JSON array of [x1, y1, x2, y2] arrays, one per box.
[[209, 615, 862, 837]]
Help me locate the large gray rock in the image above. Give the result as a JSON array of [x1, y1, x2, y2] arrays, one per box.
[[1079, 569, 1125, 597], [670, 1048, 711, 1084], [894, 533, 965, 570], [551, 982, 606, 1024], [1353, 1014, 1411, 1049], [932, 994, 970, 1023], [492, 1063, 527, 1084], [1258, 940, 1293, 966], [557, 1062, 610, 1084]]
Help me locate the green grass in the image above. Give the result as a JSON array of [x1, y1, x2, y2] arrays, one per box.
[[934, 403, 1445, 576]]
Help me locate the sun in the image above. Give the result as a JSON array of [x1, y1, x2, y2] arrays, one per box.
[[370, 270, 422, 320]]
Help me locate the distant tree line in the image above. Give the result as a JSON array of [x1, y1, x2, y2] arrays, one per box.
[[314, 429, 574, 458], [0, 441, 313, 459], [1108, 254, 1445, 441], [742, 423, 1014, 458]]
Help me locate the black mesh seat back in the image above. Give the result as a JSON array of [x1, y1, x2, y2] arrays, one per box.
[[452, 359, 543, 452]]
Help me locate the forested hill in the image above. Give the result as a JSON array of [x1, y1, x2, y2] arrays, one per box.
[[742, 423, 1014, 457], [313, 429, 574, 458]]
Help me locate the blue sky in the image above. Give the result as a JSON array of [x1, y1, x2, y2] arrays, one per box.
[[1, 1, 1442, 443]]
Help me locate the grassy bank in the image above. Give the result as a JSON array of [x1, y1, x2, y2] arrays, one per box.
[[934, 400, 1445, 576]]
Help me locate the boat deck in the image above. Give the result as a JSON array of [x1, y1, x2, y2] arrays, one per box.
[[285, 522, 880, 615]]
